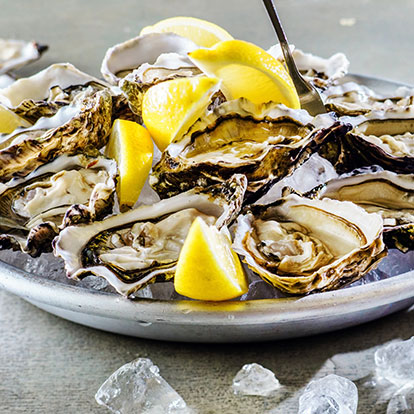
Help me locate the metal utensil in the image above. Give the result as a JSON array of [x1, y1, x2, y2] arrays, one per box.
[[262, 0, 326, 115]]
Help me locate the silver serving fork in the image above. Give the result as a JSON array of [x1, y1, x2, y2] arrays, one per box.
[[262, 0, 326, 115]]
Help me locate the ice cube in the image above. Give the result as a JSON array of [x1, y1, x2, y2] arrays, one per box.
[[78, 275, 108, 291], [232, 363, 281, 396], [387, 383, 414, 413], [375, 337, 414, 387], [298, 374, 358, 414], [95, 358, 191, 414]]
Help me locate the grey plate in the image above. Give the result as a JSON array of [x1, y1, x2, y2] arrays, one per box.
[[1, 74, 413, 343]]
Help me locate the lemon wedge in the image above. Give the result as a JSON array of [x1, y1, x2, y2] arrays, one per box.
[[142, 76, 220, 151], [189, 40, 300, 108], [0, 104, 31, 134], [105, 119, 153, 208], [174, 217, 248, 301], [140, 16, 233, 48]]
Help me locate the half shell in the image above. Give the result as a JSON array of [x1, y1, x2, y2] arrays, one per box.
[[0, 88, 113, 182], [54, 174, 247, 296], [151, 98, 350, 202], [233, 194, 386, 294], [0, 63, 111, 123], [0, 153, 117, 257], [314, 168, 414, 252]]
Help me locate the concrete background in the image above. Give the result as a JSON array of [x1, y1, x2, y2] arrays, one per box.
[[1, 1, 414, 413]]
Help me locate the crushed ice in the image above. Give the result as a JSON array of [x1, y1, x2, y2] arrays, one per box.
[[232, 363, 281, 396], [95, 357, 192, 414], [298, 374, 358, 414]]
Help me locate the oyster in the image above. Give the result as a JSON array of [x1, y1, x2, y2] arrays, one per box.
[[313, 168, 414, 252], [103, 33, 202, 118], [0, 39, 47, 75], [0, 153, 117, 257], [233, 194, 386, 294], [150, 98, 350, 203], [101, 32, 200, 85], [329, 109, 414, 174], [267, 45, 349, 89], [0, 88, 112, 182], [0, 63, 112, 123], [323, 81, 414, 116], [54, 174, 247, 296]]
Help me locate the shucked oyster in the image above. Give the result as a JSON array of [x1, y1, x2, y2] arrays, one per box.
[[233, 194, 386, 294], [54, 175, 247, 296], [0, 88, 112, 182], [101, 32, 200, 85], [323, 81, 414, 116], [313, 168, 414, 252], [151, 98, 350, 203], [0, 153, 117, 257], [0, 63, 112, 123], [320, 109, 414, 174], [102, 33, 202, 118]]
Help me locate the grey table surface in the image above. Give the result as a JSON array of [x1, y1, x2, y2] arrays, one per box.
[[1, 1, 414, 413]]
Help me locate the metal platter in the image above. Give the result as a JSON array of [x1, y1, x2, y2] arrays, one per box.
[[0, 74, 413, 343]]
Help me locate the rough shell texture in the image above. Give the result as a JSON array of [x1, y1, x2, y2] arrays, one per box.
[[233, 194, 386, 294], [150, 98, 350, 203], [0, 88, 113, 182], [0, 63, 112, 123], [319, 109, 414, 174], [54, 174, 247, 296], [0, 153, 117, 257]]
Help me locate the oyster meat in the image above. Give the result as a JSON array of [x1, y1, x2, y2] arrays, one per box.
[[314, 168, 414, 252], [0, 153, 117, 257], [0, 87, 113, 182], [323, 81, 414, 116], [0, 63, 113, 123], [54, 175, 247, 296], [233, 194, 386, 294], [151, 98, 350, 203], [320, 108, 414, 174], [101, 33, 202, 118], [0, 39, 47, 75]]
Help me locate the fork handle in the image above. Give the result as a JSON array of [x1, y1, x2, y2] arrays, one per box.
[[262, 0, 301, 78]]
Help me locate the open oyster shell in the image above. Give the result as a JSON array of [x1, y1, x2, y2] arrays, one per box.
[[233, 194, 386, 294], [151, 98, 350, 203], [102, 33, 202, 118], [313, 168, 414, 252], [0, 39, 48, 75], [54, 174, 247, 296], [0, 88, 113, 182], [0, 63, 113, 123], [319, 108, 414, 174], [323, 81, 414, 116], [0, 153, 117, 257], [101, 32, 200, 85]]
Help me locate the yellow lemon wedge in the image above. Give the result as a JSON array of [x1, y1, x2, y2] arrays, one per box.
[[174, 217, 248, 301], [142, 76, 220, 152], [105, 119, 153, 208], [0, 104, 31, 134], [189, 40, 300, 108], [140, 16, 233, 48]]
